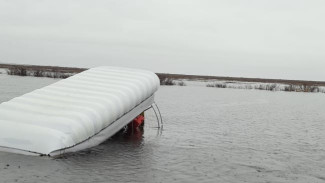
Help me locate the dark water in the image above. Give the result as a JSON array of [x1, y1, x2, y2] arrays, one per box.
[[1, 74, 325, 183]]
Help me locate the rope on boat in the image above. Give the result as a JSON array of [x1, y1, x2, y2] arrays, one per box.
[[153, 102, 163, 127], [143, 102, 163, 128], [151, 105, 161, 128]]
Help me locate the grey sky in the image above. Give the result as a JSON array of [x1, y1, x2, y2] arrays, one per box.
[[0, 0, 324, 80]]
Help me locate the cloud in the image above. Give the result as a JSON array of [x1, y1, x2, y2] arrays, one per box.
[[0, 0, 324, 80]]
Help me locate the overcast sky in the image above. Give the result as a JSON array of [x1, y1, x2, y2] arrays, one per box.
[[0, 0, 324, 80]]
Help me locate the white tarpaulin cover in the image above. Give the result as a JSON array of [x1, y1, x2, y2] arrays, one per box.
[[0, 66, 160, 156]]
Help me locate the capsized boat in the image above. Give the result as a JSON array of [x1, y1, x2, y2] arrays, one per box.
[[0, 66, 160, 156]]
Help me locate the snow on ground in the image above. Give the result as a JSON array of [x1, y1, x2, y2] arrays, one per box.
[[0, 68, 7, 74], [177, 79, 325, 93]]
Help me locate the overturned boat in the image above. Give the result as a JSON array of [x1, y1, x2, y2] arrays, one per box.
[[0, 66, 160, 156]]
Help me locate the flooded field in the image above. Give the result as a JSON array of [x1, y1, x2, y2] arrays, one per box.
[[0, 74, 325, 183]]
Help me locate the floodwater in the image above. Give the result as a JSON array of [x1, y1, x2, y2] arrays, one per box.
[[1, 74, 325, 183]]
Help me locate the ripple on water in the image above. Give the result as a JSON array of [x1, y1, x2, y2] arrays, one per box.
[[0, 76, 325, 182]]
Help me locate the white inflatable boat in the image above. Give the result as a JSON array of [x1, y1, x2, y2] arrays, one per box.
[[0, 66, 160, 156]]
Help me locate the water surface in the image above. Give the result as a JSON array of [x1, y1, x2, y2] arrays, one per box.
[[0, 74, 325, 183]]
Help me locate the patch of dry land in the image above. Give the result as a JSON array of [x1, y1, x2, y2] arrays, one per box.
[[1, 63, 325, 93]]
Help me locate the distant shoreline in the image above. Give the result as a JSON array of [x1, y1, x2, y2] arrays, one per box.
[[1, 63, 324, 87]]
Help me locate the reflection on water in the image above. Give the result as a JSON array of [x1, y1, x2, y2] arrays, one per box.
[[1, 74, 325, 183], [109, 126, 145, 146]]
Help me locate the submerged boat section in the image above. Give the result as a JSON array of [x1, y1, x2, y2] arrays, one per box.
[[0, 66, 160, 156]]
